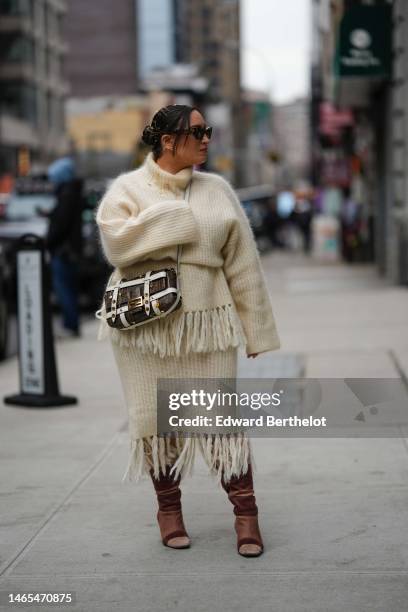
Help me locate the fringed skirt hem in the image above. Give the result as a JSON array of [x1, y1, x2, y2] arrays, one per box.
[[121, 432, 255, 485]]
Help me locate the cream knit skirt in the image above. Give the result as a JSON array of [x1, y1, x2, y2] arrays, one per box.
[[111, 341, 254, 484]]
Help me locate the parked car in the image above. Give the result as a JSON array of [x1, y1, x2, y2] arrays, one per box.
[[0, 175, 111, 359]]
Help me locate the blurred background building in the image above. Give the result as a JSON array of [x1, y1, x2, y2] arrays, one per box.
[[61, 0, 246, 184], [64, 0, 139, 97], [273, 97, 311, 189], [241, 89, 276, 187], [137, 0, 179, 81], [0, 0, 69, 175]]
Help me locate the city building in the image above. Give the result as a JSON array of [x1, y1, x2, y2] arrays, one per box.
[[64, 0, 241, 105], [273, 97, 311, 189], [0, 0, 69, 175], [66, 95, 150, 178], [178, 0, 244, 183], [63, 0, 138, 97], [137, 0, 178, 81], [63, 0, 245, 184], [139, 0, 244, 183], [240, 89, 279, 188], [178, 0, 240, 106]]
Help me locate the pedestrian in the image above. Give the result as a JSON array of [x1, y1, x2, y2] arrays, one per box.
[[46, 156, 84, 338], [340, 186, 361, 262], [95, 105, 281, 557], [265, 196, 285, 248], [293, 195, 313, 253], [46, 156, 83, 337]]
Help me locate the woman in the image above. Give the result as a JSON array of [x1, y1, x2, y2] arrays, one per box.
[[95, 104, 280, 557]]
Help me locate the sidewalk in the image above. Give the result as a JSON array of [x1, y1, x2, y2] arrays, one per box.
[[0, 252, 407, 611]]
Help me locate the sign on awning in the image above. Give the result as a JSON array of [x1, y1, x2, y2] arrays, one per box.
[[335, 5, 391, 78]]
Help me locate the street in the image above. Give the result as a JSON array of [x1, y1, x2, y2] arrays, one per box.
[[0, 251, 407, 611]]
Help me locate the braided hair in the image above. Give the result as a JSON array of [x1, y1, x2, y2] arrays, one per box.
[[142, 104, 200, 160]]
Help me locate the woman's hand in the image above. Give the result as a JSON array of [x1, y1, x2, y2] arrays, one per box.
[[247, 353, 259, 358]]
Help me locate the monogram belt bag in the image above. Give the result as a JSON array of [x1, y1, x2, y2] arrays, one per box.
[[95, 183, 191, 331], [95, 245, 183, 330]]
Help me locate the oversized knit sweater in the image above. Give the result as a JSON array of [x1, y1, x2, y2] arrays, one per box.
[[95, 152, 280, 357]]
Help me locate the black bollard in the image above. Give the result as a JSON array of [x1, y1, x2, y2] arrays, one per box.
[[4, 233, 77, 408]]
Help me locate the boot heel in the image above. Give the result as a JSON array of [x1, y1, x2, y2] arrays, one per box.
[[149, 467, 191, 549], [221, 463, 264, 557], [234, 515, 264, 557], [157, 509, 190, 549]]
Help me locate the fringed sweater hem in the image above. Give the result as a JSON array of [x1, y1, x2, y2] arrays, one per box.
[[97, 302, 247, 357]]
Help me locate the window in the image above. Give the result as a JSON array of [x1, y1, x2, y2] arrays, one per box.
[[47, 93, 54, 129], [0, 0, 20, 15], [56, 14, 63, 40], [56, 96, 65, 131], [44, 4, 49, 37], [0, 34, 34, 64], [45, 50, 51, 76], [0, 0, 32, 16], [0, 82, 37, 125]]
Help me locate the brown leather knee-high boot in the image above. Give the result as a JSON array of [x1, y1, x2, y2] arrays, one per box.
[[149, 465, 190, 549], [221, 463, 264, 557]]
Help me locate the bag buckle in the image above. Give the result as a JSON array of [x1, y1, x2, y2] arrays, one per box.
[[129, 296, 143, 309]]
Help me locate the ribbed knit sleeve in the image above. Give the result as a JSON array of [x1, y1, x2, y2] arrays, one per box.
[[219, 178, 281, 355], [95, 177, 199, 269]]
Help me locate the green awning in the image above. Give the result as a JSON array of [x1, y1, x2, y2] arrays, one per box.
[[334, 4, 391, 79]]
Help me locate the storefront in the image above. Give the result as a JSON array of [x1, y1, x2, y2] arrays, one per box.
[[332, 2, 393, 266]]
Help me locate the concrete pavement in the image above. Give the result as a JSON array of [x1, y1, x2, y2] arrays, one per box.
[[0, 251, 407, 611]]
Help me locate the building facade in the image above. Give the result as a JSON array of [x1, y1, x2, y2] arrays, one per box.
[[311, 0, 408, 284], [0, 0, 68, 174], [63, 0, 138, 97], [63, 0, 245, 184], [177, 0, 244, 184], [386, 0, 408, 284], [273, 97, 311, 189], [137, 0, 177, 81], [178, 0, 240, 105]]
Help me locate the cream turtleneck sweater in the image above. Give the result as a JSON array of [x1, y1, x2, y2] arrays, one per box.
[[95, 152, 281, 357]]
